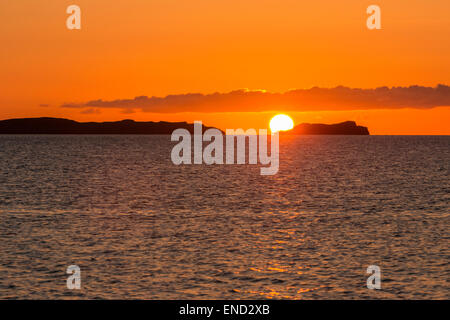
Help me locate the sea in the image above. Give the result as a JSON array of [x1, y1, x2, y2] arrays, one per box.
[[0, 135, 448, 299]]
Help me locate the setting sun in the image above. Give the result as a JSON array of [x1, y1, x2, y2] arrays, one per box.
[[269, 114, 294, 133]]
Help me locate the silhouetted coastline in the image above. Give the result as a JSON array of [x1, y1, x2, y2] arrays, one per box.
[[0, 117, 369, 135], [0, 118, 219, 134]]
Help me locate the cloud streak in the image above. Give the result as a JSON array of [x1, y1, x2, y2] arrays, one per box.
[[61, 85, 450, 114]]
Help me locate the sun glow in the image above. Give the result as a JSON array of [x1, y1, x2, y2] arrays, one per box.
[[269, 114, 294, 133]]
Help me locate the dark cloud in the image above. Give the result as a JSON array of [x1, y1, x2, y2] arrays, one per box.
[[61, 85, 450, 113]]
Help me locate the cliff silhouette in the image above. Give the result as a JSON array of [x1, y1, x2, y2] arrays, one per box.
[[289, 121, 369, 135], [0, 118, 369, 135], [0, 118, 220, 134]]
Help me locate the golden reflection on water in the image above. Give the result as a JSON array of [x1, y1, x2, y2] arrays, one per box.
[[233, 286, 324, 299], [240, 261, 312, 299]]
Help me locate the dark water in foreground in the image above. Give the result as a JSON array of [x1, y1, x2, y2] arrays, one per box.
[[0, 135, 448, 299]]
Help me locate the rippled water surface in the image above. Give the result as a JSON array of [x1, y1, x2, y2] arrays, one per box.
[[0, 135, 448, 299]]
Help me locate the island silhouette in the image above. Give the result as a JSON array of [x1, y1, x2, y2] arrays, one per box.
[[288, 121, 369, 135], [0, 118, 369, 135]]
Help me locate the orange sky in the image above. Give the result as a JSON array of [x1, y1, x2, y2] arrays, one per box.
[[0, 0, 449, 134]]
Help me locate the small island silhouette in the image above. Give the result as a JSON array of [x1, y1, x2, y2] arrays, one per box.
[[289, 121, 369, 135], [0, 118, 369, 135]]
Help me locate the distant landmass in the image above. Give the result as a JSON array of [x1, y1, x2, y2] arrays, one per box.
[[0, 117, 369, 135], [0, 118, 220, 134], [289, 121, 369, 135]]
